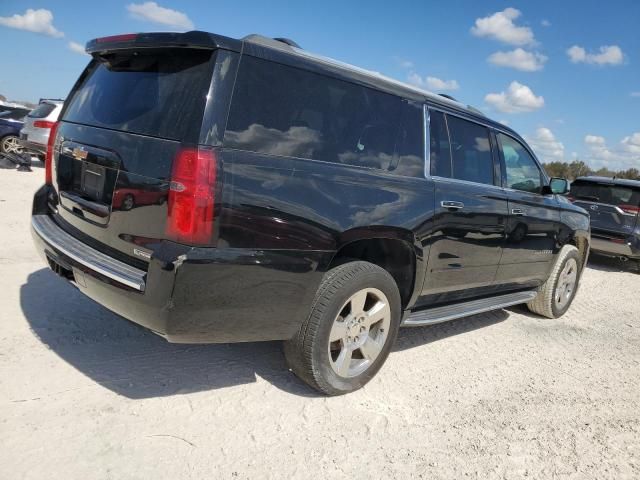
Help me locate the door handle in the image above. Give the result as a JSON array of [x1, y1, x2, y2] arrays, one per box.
[[441, 200, 464, 210], [511, 208, 526, 216]]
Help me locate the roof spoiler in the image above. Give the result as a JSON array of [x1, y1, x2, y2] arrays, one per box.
[[85, 31, 240, 54]]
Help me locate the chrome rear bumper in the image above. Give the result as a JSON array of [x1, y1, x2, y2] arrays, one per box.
[[31, 215, 146, 291]]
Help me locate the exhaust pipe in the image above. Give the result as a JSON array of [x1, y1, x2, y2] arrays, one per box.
[[618, 256, 629, 262]]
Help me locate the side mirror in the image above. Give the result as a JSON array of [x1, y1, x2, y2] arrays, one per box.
[[547, 177, 570, 195]]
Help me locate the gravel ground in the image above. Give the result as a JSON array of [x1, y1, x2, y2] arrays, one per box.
[[1, 167, 639, 479]]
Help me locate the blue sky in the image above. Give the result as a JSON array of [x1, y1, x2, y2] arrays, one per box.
[[1, 0, 638, 170]]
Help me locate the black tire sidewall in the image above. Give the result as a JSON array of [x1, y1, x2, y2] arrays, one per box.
[[311, 265, 401, 394], [551, 249, 581, 317]]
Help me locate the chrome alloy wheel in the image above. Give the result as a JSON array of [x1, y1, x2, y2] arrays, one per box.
[[555, 258, 578, 310], [1, 136, 23, 155], [328, 288, 391, 378]]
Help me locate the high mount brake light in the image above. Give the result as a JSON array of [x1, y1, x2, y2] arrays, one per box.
[[166, 147, 217, 245], [96, 34, 138, 43]]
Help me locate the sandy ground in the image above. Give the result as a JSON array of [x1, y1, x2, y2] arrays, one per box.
[[1, 165, 639, 480]]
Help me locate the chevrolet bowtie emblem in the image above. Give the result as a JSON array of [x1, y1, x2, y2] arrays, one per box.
[[72, 147, 88, 160]]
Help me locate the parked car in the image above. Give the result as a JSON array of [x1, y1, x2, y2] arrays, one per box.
[[569, 176, 640, 270], [30, 31, 591, 395], [19, 100, 63, 157], [0, 107, 29, 154]]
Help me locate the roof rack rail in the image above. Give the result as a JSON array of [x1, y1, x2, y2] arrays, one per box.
[[466, 105, 485, 116], [243, 34, 301, 50], [438, 94, 457, 101], [273, 37, 301, 48]]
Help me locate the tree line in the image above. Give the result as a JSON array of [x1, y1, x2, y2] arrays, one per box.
[[543, 160, 639, 181]]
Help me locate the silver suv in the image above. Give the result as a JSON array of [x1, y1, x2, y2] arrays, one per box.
[[19, 100, 63, 156]]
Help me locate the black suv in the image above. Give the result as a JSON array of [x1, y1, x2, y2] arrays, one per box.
[[31, 31, 590, 395], [570, 176, 640, 269]]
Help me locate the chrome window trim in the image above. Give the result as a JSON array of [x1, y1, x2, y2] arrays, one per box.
[[423, 104, 430, 179], [494, 131, 549, 197], [430, 174, 507, 193]]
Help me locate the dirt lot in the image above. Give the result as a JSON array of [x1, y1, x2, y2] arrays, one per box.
[[1, 166, 639, 479]]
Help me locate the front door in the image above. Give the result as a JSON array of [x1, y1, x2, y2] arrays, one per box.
[[494, 132, 560, 284]]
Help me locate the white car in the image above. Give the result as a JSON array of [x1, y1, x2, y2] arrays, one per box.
[[19, 100, 63, 156]]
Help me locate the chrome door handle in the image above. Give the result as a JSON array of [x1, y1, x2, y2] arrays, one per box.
[[511, 208, 526, 216], [441, 201, 464, 210]]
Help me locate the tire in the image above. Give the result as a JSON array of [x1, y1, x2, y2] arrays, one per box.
[[0, 135, 23, 155], [527, 244, 581, 318], [284, 261, 402, 395]]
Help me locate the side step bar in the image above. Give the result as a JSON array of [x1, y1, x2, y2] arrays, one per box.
[[402, 290, 537, 327]]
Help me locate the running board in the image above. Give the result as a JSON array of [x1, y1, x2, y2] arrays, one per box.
[[403, 290, 537, 327]]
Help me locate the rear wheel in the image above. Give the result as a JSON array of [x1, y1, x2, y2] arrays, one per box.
[[284, 261, 401, 395], [0, 135, 23, 155], [527, 245, 581, 318]]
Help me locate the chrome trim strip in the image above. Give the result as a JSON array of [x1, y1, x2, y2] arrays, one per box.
[[423, 104, 430, 179], [32, 215, 146, 292]]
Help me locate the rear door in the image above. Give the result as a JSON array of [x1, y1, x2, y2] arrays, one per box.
[[421, 111, 508, 301], [52, 47, 217, 263], [570, 180, 640, 238]]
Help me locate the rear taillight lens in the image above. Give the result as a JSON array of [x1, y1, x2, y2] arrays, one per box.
[[619, 204, 640, 216], [166, 147, 217, 245], [45, 122, 59, 185], [33, 120, 55, 129]]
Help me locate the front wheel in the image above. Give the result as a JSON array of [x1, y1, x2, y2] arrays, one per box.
[[284, 261, 401, 395], [527, 244, 581, 318]]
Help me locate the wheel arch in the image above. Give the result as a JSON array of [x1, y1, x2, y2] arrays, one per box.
[[328, 228, 424, 310]]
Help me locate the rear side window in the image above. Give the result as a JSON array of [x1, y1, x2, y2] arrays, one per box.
[[225, 56, 421, 175], [63, 49, 214, 140], [429, 110, 452, 177], [29, 103, 56, 119], [497, 133, 542, 193], [446, 115, 494, 185]]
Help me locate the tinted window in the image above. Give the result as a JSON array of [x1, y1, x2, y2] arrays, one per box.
[[0, 109, 28, 121], [571, 181, 640, 207], [446, 115, 494, 185], [64, 49, 213, 140], [497, 133, 542, 193], [29, 103, 56, 119], [429, 110, 452, 177], [226, 56, 419, 174], [392, 101, 424, 177]]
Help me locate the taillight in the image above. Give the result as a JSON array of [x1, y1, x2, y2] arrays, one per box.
[[45, 122, 59, 185], [567, 195, 575, 202], [619, 204, 640, 216], [166, 147, 217, 245], [33, 120, 55, 129]]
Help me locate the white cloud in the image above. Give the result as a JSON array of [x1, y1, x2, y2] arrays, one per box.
[[488, 48, 547, 71], [408, 74, 459, 91], [0, 8, 63, 38], [471, 8, 535, 46], [567, 45, 624, 66], [484, 81, 544, 113], [68, 41, 88, 55], [584, 132, 640, 170], [541, 19, 551, 27], [127, 2, 194, 30], [525, 127, 565, 162]]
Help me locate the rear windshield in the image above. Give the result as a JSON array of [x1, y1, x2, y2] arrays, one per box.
[[63, 49, 214, 141], [29, 103, 56, 119], [571, 181, 640, 207]]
